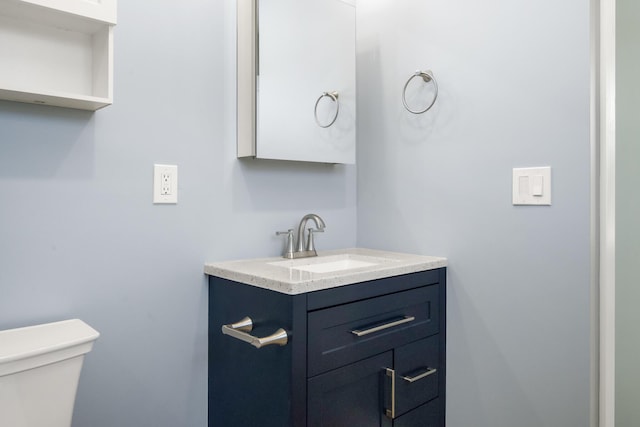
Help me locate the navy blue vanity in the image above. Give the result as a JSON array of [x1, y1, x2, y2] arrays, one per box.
[[206, 249, 446, 427]]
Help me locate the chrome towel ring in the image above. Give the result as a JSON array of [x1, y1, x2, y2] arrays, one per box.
[[402, 70, 438, 114], [314, 91, 340, 128]]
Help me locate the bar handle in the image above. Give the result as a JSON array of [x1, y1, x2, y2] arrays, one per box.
[[221, 316, 288, 348], [401, 367, 437, 383], [351, 316, 416, 337], [385, 367, 396, 419]]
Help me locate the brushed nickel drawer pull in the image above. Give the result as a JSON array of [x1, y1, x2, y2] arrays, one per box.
[[402, 367, 437, 383], [385, 367, 396, 419], [351, 316, 416, 337], [221, 316, 288, 348]]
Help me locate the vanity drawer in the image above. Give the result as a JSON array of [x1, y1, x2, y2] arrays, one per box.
[[308, 285, 439, 377], [391, 335, 440, 418]]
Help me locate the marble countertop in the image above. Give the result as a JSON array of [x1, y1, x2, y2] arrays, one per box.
[[204, 248, 447, 295]]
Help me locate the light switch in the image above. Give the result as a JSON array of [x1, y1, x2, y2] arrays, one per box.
[[512, 167, 551, 205], [531, 175, 544, 196]]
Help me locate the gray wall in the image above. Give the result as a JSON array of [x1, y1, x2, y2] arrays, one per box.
[[0, 1, 356, 426], [356, 1, 592, 426], [616, 0, 640, 424]]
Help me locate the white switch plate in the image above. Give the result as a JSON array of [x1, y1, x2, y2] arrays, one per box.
[[512, 166, 551, 205], [153, 164, 178, 204]]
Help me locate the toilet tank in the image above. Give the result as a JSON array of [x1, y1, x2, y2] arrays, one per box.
[[0, 319, 100, 427]]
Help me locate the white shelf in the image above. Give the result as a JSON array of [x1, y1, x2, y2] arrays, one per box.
[[14, 0, 117, 24], [0, 0, 116, 111]]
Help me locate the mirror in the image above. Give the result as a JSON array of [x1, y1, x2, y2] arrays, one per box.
[[237, 0, 356, 164]]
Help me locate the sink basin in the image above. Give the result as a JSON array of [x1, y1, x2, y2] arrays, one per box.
[[292, 259, 376, 273], [269, 254, 389, 274]]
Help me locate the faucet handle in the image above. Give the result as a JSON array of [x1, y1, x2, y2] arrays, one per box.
[[276, 229, 295, 259], [306, 228, 324, 252]]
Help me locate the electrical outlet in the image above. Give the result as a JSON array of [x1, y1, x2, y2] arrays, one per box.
[[154, 164, 178, 204], [161, 172, 172, 195]]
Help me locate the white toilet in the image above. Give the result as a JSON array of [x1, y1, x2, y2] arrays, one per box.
[[0, 319, 100, 427]]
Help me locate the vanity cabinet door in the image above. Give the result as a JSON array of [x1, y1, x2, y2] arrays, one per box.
[[393, 398, 443, 427], [308, 352, 393, 427]]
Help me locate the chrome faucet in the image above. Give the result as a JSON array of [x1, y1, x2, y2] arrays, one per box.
[[276, 213, 326, 259]]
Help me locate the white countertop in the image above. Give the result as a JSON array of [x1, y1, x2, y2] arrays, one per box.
[[204, 248, 447, 295]]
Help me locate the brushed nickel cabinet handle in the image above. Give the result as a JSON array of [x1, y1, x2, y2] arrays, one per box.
[[351, 316, 416, 337], [385, 367, 396, 419], [221, 316, 288, 348], [402, 367, 437, 383]]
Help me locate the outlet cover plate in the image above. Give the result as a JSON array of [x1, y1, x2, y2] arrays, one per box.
[[153, 164, 178, 204]]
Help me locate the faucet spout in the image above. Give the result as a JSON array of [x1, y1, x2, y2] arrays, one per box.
[[296, 213, 326, 253]]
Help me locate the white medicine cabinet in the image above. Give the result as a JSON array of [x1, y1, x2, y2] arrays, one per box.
[[0, 0, 117, 111], [237, 0, 356, 164]]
